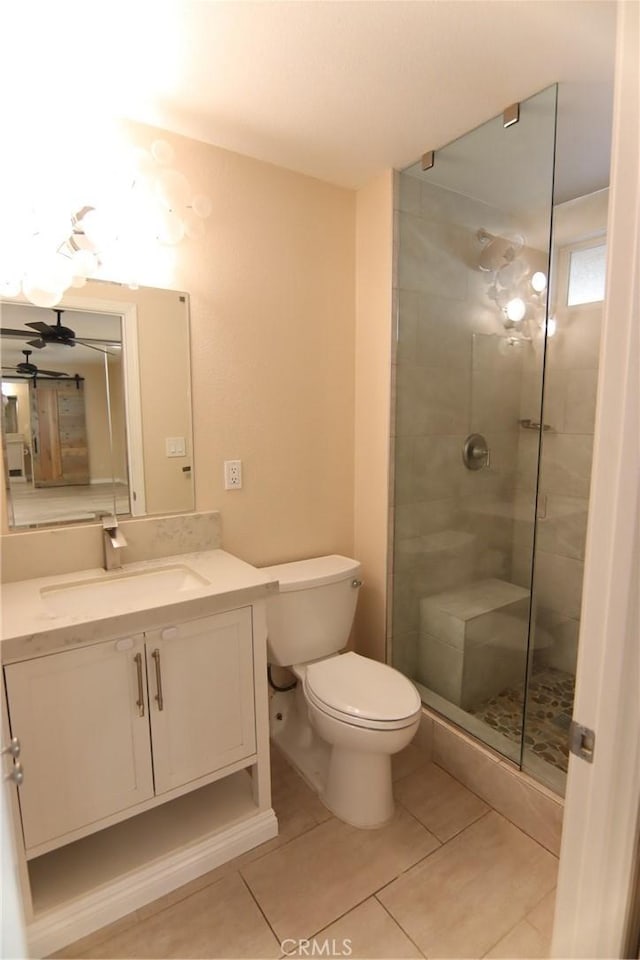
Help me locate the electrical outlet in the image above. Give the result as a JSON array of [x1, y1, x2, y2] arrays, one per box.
[[224, 460, 242, 490]]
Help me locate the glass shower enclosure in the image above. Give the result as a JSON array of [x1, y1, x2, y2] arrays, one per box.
[[390, 86, 574, 793]]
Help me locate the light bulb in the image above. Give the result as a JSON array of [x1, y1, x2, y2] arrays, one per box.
[[531, 271, 547, 293], [546, 316, 557, 338], [81, 208, 119, 251], [505, 297, 527, 323], [22, 279, 63, 308], [71, 249, 98, 279]]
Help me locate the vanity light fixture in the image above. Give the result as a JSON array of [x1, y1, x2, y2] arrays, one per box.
[[0, 138, 212, 309], [477, 228, 549, 340]]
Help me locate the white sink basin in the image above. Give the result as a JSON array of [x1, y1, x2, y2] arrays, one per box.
[[41, 564, 210, 619]]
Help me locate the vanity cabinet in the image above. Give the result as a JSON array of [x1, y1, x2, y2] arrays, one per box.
[[5, 634, 154, 852], [146, 609, 256, 794], [4, 607, 256, 857]]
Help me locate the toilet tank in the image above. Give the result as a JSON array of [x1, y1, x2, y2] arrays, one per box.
[[262, 555, 362, 666]]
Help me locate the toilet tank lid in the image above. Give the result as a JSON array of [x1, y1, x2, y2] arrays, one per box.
[[261, 555, 361, 592]]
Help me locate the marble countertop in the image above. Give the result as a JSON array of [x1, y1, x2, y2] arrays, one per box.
[[1, 550, 278, 663]]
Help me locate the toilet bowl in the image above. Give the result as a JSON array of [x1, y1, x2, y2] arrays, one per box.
[[263, 556, 421, 828]]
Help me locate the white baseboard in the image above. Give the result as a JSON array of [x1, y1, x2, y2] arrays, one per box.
[[27, 808, 278, 958]]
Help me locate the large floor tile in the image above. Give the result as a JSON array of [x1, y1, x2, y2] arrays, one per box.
[[484, 919, 550, 958], [395, 761, 489, 841], [526, 888, 556, 940], [137, 745, 332, 921], [50, 914, 140, 959], [283, 898, 422, 959], [433, 719, 563, 854], [392, 742, 430, 782], [242, 806, 439, 941], [71, 873, 280, 959], [269, 744, 333, 834], [378, 811, 557, 959]]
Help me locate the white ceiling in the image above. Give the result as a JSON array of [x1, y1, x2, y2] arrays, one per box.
[[2, 1, 616, 197]]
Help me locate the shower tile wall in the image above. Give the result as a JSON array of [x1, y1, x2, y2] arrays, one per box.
[[512, 194, 605, 681], [391, 172, 536, 695]]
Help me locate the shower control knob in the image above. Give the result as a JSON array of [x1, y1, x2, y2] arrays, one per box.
[[463, 433, 490, 471]]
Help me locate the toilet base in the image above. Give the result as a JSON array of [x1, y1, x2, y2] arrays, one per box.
[[269, 688, 330, 797], [269, 686, 420, 829], [322, 748, 394, 828]]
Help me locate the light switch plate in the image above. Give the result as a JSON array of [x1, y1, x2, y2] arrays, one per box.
[[166, 437, 186, 458]]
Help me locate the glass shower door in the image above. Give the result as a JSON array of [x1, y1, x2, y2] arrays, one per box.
[[391, 86, 557, 765]]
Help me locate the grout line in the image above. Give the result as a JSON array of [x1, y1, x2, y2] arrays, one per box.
[[374, 807, 495, 899], [480, 916, 547, 959], [430, 757, 561, 857], [295, 892, 384, 945], [239, 871, 282, 948], [375, 894, 428, 958], [525, 885, 557, 936]]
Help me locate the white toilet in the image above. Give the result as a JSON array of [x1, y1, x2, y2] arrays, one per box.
[[263, 555, 421, 829]]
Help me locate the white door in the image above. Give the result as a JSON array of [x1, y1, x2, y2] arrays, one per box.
[[147, 609, 256, 795], [4, 636, 154, 855], [551, 2, 640, 956]]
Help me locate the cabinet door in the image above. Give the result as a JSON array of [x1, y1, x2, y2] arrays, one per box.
[[147, 608, 256, 795], [4, 636, 154, 853]]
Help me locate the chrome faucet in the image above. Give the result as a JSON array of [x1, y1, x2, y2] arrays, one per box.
[[102, 516, 127, 570]]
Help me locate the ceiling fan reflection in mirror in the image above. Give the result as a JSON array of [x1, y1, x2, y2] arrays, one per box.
[[1, 350, 81, 385], [0, 309, 117, 353]]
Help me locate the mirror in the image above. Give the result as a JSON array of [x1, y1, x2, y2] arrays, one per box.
[[1, 281, 194, 528]]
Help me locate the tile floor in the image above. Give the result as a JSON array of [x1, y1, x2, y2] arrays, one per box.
[[54, 744, 557, 960]]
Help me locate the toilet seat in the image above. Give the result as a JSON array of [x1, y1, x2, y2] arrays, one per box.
[[304, 652, 421, 731]]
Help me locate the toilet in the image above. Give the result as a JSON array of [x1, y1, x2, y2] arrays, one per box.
[[263, 555, 421, 829]]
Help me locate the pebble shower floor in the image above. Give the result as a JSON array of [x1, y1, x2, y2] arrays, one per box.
[[471, 667, 575, 773]]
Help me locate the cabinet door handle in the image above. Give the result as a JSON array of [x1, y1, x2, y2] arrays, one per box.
[[134, 653, 145, 717], [151, 649, 164, 711]]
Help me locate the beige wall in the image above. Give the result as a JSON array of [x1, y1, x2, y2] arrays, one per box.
[[121, 120, 356, 566], [1, 120, 356, 571], [353, 172, 394, 661]]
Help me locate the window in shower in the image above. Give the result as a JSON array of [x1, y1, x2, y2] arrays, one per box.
[[567, 241, 607, 306]]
